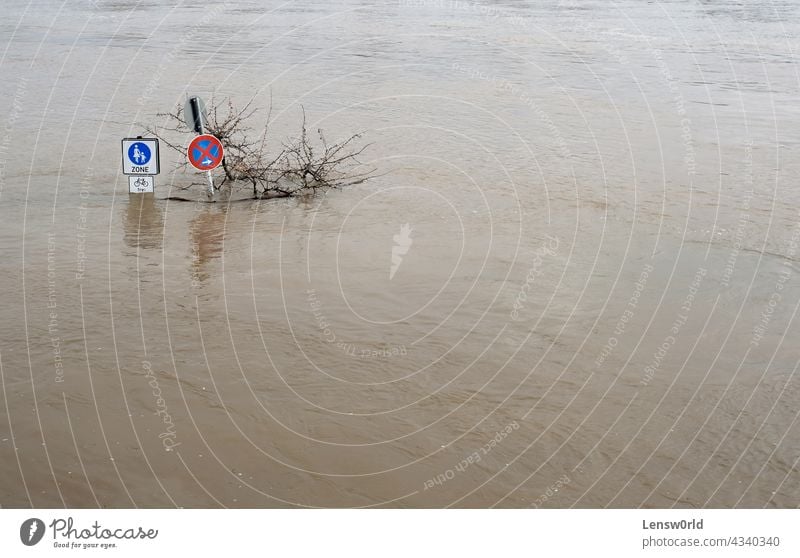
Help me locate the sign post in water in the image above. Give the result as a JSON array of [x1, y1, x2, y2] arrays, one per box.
[[121, 137, 160, 193], [187, 133, 224, 197], [184, 96, 219, 197]]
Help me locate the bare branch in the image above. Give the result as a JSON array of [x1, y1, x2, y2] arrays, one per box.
[[142, 96, 375, 198]]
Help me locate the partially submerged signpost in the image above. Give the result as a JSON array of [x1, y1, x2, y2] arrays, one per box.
[[121, 137, 160, 193], [184, 96, 223, 198]]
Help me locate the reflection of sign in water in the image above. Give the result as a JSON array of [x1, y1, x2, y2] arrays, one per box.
[[128, 175, 154, 193], [187, 134, 224, 171], [190, 208, 227, 286], [124, 189, 163, 249], [121, 138, 160, 175]]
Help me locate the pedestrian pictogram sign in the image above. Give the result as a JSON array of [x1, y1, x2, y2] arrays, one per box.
[[121, 138, 160, 175], [187, 134, 224, 171], [129, 142, 151, 165]]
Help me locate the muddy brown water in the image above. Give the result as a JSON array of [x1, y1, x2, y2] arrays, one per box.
[[1, 0, 799, 507]]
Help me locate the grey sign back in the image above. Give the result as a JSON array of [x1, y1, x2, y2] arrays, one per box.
[[184, 96, 208, 134]]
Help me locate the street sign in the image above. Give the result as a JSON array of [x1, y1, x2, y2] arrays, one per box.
[[187, 134, 224, 171], [184, 96, 208, 134], [121, 138, 160, 175], [129, 175, 154, 193]]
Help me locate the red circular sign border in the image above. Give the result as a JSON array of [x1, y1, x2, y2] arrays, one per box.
[[187, 134, 224, 171]]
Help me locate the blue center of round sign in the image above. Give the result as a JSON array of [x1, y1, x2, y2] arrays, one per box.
[[128, 142, 151, 166], [191, 140, 220, 167]]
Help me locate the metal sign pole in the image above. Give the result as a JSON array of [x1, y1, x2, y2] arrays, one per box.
[[206, 170, 214, 198], [189, 97, 204, 134], [186, 96, 222, 199], [191, 98, 214, 198]]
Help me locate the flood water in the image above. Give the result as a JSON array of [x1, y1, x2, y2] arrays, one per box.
[[1, 0, 799, 508]]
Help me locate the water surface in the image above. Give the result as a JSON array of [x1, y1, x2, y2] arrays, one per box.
[[1, 0, 799, 507]]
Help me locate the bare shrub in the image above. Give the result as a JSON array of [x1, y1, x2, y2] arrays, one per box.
[[145, 96, 374, 198]]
